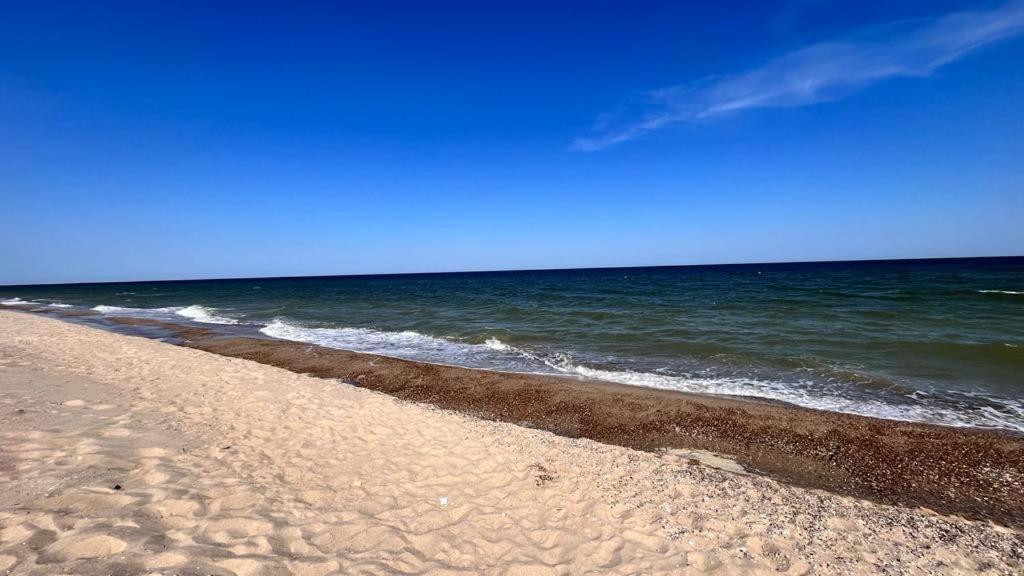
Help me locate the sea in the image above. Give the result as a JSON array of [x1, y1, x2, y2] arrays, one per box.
[[3, 257, 1022, 433]]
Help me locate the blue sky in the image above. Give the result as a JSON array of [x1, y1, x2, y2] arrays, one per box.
[[2, 0, 1023, 284]]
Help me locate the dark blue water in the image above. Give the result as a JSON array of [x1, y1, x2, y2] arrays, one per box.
[[3, 257, 1023, 431]]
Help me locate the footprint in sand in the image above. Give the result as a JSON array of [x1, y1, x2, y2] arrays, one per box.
[[211, 491, 260, 512], [146, 551, 187, 569], [38, 533, 127, 563], [218, 557, 271, 576], [39, 492, 135, 513], [203, 517, 273, 541], [137, 447, 171, 458], [145, 498, 202, 518], [0, 524, 34, 545], [288, 559, 339, 576], [139, 470, 171, 485]]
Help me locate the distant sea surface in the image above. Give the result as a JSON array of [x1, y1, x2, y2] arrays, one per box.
[[3, 258, 1023, 432]]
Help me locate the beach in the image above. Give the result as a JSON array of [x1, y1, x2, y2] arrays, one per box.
[[4, 0, 1023, 572], [1, 310, 1022, 574]]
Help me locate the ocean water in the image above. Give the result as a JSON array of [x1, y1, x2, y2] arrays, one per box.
[[3, 258, 1023, 432]]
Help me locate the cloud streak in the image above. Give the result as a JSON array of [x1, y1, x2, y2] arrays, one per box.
[[572, 1, 1024, 151]]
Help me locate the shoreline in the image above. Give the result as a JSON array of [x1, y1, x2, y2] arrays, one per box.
[[5, 298, 1022, 433], [10, 301, 1018, 425], [8, 304, 1024, 527]]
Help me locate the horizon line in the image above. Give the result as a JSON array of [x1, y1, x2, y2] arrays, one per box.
[[1, 254, 1021, 289]]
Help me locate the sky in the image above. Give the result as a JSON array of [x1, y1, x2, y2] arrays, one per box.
[[2, 0, 1023, 285]]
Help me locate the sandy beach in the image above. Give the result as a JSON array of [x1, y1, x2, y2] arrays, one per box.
[[1, 310, 1022, 574], [52, 308, 1024, 527], [5, 0, 1023, 573]]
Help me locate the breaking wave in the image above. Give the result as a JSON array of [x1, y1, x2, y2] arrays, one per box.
[[259, 320, 541, 373], [174, 305, 239, 325], [92, 304, 238, 325], [92, 304, 179, 316]]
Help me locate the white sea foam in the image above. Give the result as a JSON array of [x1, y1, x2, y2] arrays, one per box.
[[92, 304, 238, 325], [47, 303, 73, 308], [92, 305, 179, 316], [260, 320, 516, 368], [2, 298, 29, 306], [483, 337, 512, 351], [258, 318, 1024, 433], [550, 363, 1024, 433], [978, 289, 1023, 295], [175, 305, 238, 325], [260, 320, 556, 376]]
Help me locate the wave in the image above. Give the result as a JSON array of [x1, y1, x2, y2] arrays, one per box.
[[174, 305, 239, 325], [258, 320, 1024, 433], [92, 304, 238, 325], [552, 363, 1024, 432], [47, 303, 73, 308], [978, 289, 1023, 295], [92, 304, 179, 316], [483, 337, 512, 351], [1, 298, 30, 306], [259, 319, 537, 372]]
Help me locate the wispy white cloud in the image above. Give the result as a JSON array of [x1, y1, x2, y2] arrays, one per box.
[[572, 1, 1024, 151]]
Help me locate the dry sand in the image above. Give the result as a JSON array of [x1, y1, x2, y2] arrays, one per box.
[[0, 310, 1021, 574]]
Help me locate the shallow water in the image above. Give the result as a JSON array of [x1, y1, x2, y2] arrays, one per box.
[[3, 257, 1023, 432]]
